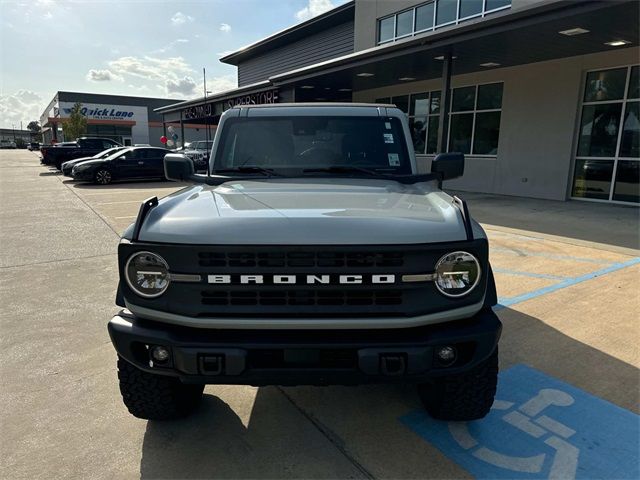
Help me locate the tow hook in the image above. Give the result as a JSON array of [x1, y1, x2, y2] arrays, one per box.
[[380, 354, 407, 376], [199, 354, 224, 375]]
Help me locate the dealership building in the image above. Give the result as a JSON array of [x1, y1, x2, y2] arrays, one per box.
[[157, 0, 639, 205], [39, 91, 208, 147]]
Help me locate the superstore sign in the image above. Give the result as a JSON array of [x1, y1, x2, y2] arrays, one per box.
[[182, 89, 280, 119]]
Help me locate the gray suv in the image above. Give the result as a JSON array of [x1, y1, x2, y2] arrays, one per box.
[[108, 104, 501, 421]]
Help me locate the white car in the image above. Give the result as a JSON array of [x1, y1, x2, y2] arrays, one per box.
[[0, 140, 17, 149]]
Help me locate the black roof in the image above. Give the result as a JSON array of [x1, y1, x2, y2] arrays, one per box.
[[219, 1, 354, 65]]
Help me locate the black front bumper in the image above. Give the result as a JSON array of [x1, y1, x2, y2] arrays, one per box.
[[108, 309, 501, 386]]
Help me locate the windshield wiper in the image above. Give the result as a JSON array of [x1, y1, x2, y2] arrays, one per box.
[[302, 165, 387, 176], [214, 166, 284, 177]]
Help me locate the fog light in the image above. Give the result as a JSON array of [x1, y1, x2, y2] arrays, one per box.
[[151, 345, 170, 363], [436, 346, 457, 366]]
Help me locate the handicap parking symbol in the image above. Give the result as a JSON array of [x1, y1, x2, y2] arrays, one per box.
[[400, 365, 640, 479]]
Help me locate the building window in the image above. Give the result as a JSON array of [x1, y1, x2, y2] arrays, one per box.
[[386, 83, 502, 156], [449, 82, 503, 155], [376, 0, 511, 44], [378, 16, 395, 44], [572, 65, 639, 204]]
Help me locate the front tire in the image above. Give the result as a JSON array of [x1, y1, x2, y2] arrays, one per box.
[[417, 347, 498, 421], [117, 357, 204, 420], [94, 169, 113, 185]]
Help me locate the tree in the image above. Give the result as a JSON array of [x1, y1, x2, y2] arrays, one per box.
[[61, 102, 87, 141], [26, 120, 41, 135]]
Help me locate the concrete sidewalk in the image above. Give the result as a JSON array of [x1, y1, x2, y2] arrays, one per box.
[[451, 191, 639, 252]]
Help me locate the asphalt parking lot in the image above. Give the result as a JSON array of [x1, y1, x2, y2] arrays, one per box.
[[1, 149, 638, 479]]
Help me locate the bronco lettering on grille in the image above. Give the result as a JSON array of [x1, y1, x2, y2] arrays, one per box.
[[207, 274, 397, 284]]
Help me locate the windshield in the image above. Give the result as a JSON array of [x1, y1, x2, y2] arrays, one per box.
[[194, 141, 214, 151], [213, 116, 412, 175]]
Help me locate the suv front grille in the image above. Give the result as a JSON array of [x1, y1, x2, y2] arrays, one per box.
[[198, 251, 404, 268], [201, 289, 403, 307]]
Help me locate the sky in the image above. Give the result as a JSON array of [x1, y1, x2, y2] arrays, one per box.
[[0, 0, 349, 129]]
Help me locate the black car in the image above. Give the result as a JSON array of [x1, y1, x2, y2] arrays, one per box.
[[71, 147, 171, 184], [61, 147, 127, 177]]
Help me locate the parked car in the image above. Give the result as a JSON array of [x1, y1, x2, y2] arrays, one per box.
[[183, 140, 214, 171], [41, 137, 122, 169], [27, 142, 40, 151], [108, 103, 501, 422], [71, 146, 171, 184], [61, 147, 128, 177], [0, 140, 17, 149]]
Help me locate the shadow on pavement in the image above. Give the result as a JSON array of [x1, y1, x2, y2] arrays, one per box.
[[138, 308, 639, 479]]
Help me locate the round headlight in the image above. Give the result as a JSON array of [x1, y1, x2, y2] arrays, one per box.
[[125, 251, 170, 298], [434, 251, 481, 298]]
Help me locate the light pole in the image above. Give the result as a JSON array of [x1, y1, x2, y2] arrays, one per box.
[[12, 124, 16, 142]]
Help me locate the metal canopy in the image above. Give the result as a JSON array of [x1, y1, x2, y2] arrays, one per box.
[[271, 0, 639, 93]]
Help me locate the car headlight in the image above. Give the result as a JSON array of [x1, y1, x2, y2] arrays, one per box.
[[125, 251, 170, 298], [434, 251, 481, 297]]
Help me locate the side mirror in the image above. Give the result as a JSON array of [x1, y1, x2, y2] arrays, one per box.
[[164, 154, 195, 182], [431, 152, 464, 181]]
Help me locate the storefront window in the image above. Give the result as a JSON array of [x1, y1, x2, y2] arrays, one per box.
[[449, 114, 473, 153], [577, 104, 622, 157], [628, 66, 639, 99], [613, 161, 639, 203], [396, 10, 414, 37], [406, 91, 441, 154], [473, 112, 501, 155], [452, 86, 476, 112], [583, 68, 627, 102], [449, 82, 503, 155], [392, 95, 409, 114], [620, 102, 639, 158], [415, 2, 435, 31], [572, 159, 615, 201], [572, 65, 640, 203]]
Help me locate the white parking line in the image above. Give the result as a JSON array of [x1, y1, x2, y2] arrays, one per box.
[[97, 200, 145, 205]]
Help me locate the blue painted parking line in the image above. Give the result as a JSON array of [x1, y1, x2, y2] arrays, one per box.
[[400, 365, 640, 479], [495, 257, 640, 310], [492, 268, 567, 281]]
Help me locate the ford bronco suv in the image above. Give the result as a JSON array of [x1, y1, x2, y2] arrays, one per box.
[[108, 103, 501, 421]]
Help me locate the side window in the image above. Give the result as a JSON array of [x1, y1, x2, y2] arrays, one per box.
[[102, 140, 115, 149]]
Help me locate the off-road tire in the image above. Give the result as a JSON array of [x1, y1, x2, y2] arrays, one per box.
[[94, 169, 113, 185], [117, 357, 204, 420], [417, 347, 498, 421]]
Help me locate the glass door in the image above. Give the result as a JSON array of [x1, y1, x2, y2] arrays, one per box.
[[572, 65, 639, 204]]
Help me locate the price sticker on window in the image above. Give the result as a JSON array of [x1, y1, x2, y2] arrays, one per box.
[[388, 153, 400, 166], [383, 133, 394, 144]]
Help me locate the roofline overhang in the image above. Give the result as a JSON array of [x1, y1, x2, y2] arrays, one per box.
[[219, 0, 355, 65], [269, 0, 620, 85]]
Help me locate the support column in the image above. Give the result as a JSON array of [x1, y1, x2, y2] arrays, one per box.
[[162, 114, 167, 137], [180, 111, 185, 149], [436, 52, 453, 154]]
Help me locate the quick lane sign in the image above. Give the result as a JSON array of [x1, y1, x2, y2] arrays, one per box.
[[62, 107, 134, 119]]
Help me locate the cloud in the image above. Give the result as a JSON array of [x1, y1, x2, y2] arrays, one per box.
[[219, 23, 231, 32], [295, 0, 335, 21], [165, 76, 198, 96], [170, 12, 193, 26], [100, 55, 234, 98], [217, 50, 235, 57], [108, 55, 191, 81], [0, 90, 44, 128], [86, 69, 123, 82]]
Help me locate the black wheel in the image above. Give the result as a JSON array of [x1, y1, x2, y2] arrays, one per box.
[[94, 169, 113, 185], [117, 357, 204, 420], [417, 347, 498, 421]]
